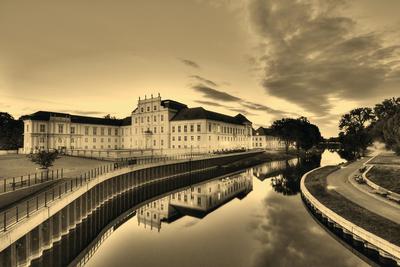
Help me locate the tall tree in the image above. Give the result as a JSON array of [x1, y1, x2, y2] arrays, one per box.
[[338, 107, 374, 158], [0, 112, 23, 150]]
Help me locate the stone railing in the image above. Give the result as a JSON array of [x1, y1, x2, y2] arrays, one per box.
[[300, 167, 400, 263]]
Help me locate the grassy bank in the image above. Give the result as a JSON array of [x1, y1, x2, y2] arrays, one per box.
[[367, 166, 400, 194], [369, 152, 400, 165], [304, 166, 400, 246]]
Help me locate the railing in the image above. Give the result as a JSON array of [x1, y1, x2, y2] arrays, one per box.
[[300, 167, 400, 262], [0, 153, 210, 233], [0, 150, 261, 234], [0, 169, 64, 194]]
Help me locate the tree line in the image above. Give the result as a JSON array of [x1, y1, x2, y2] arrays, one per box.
[[338, 97, 400, 159]]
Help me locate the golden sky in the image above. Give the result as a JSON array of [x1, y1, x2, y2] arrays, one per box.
[[1, 0, 399, 137]]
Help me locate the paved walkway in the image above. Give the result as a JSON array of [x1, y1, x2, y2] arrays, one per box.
[[326, 157, 400, 224]]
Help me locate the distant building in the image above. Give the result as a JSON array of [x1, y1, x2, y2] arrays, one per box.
[[21, 94, 253, 154], [252, 127, 285, 150]]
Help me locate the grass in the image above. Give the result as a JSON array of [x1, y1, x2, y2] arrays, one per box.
[[305, 166, 400, 246], [367, 166, 400, 194], [0, 154, 106, 179], [369, 152, 400, 165]]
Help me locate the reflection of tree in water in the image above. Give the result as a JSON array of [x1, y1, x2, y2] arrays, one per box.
[[271, 154, 322, 195]]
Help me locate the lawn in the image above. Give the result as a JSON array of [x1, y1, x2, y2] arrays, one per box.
[[369, 152, 400, 165], [0, 154, 107, 179], [367, 166, 400, 194], [304, 166, 400, 246]]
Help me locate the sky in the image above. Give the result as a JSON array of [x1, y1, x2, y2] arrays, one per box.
[[0, 0, 399, 137]]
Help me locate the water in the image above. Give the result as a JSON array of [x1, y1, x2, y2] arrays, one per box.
[[81, 151, 367, 267]]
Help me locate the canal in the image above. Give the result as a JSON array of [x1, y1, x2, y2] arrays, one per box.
[[67, 150, 365, 267], [23, 150, 373, 267]]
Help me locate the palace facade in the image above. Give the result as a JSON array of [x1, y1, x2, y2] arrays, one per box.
[[22, 94, 254, 154]]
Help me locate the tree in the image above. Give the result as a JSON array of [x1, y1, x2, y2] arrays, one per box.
[[338, 107, 374, 158], [381, 111, 400, 155], [29, 150, 59, 169], [271, 117, 322, 154], [0, 112, 23, 150]]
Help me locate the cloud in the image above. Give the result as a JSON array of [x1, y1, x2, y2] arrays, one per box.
[[195, 100, 226, 107], [179, 58, 200, 69], [193, 84, 241, 101], [189, 75, 218, 86], [192, 83, 292, 119], [247, 0, 400, 116], [248, 193, 366, 267]]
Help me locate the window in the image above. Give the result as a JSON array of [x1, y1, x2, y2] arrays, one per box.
[[178, 136, 181, 141], [93, 127, 97, 135], [208, 123, 211, 132], [172, 136, 175, 141], [191, 136, 194, 141], [172, 126, 175, 133], [153, 140, 156, 146], [197, 124, 201, 132], [197, 197, 202, 206], [154, 105, 157, 111], [154, 116, 157, 122], [184, 125, 187, 132], [147, 106, 150, 112], [58, 138, 62, 143], [101, 138, 104, 143], [161, 126, 164, 133], [40, 124, 45, 133], [154, 127, 157, 133], [70, 127, 75, 134], [161, 115, 164, 121], [108, 128, 111, 135], [197, 136, 201, 141], [71, 138, 74, 143], [141, 107, 144, 113], [85, 127, 89, 135], [93, 138, 96, 142], [115, 129, 118, 135], [141, 117, 144, 123], [147, 116, 150, 122], [178, 126, 181, 132], [198, 187, 201, 193], [184, 195, 187, 202], [101, 127, 104, 135], [161, 139, 164, 146], [58, 124, 64, 134], [85, 138, 88, 142], [39, 137, 44, 143], [190, 125, 194, 132], [184, 136, 187, 141], [26, 125, 29, 132]]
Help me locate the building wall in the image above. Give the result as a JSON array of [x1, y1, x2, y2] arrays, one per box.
[[22, 95, 254, 154], [23, 118, 122, 153], [131, 95, 175, 151], [252, 135, 285, 150]]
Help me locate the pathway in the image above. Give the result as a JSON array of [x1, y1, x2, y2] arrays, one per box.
[[326, 157, 400, 224]]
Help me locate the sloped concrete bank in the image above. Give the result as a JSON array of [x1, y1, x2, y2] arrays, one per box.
[[300, 166, 400, 267]]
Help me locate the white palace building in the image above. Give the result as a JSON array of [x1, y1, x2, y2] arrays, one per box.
[[22, 94, 278, 155]]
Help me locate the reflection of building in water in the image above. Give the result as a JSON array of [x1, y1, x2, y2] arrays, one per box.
[[253, 158, 299, 181], [137, 170, 253, 231]]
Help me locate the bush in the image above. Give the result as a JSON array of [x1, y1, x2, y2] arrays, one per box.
[[29, 150, 59, 169]]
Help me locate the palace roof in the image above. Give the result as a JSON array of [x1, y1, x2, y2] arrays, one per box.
[[171, 107, 251, 125], [21, 111, 131, 126]]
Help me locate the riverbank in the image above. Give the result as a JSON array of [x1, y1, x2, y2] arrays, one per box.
[[303, 165, 400, 246], [366, 152, 400, 195]]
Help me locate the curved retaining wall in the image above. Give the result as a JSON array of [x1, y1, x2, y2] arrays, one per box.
[[0, 151, 262, 256], [300, 167, 400, 265]]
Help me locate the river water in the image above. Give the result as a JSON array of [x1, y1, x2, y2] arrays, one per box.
[[81, 151, 368, 267]]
